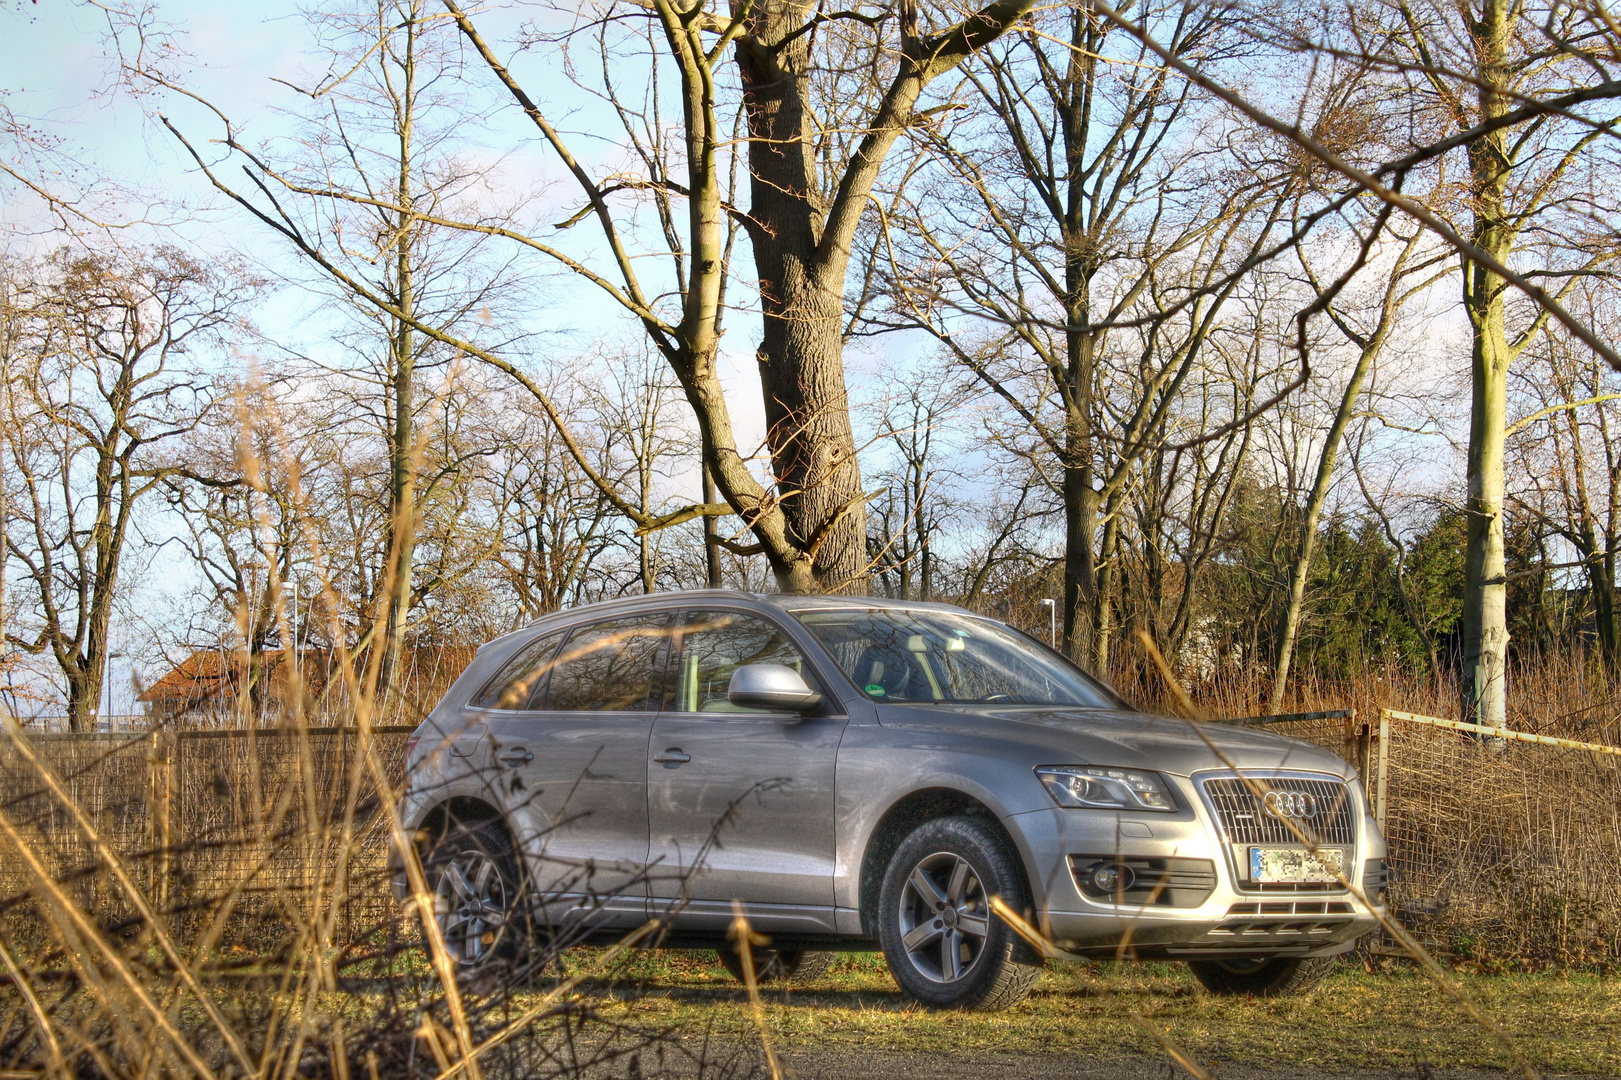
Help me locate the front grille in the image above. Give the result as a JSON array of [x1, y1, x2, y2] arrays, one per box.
[[1069, 855, 1217, 909], [1200, 775, 1356, 846]]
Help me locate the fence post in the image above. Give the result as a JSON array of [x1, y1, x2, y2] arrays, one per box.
[[148, 730, 174, 907], [1375, 710, 1390, 830]]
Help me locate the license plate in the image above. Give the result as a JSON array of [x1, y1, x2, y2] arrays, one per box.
[[1248, 846, 1347, 884]]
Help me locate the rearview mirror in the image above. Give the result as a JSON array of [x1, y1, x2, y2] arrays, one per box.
[[728, 663, 823, 713]]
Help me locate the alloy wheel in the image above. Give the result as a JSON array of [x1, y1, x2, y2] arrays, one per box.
[[896, 851, 991, 983], [434, 848, 509, 966]]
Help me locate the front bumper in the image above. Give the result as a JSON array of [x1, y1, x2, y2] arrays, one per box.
[[1013, 770, 1385, 959]]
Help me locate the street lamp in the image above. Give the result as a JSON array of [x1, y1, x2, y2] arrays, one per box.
[[102, 650, 126, 732], [1039, 598, 1056, 648]]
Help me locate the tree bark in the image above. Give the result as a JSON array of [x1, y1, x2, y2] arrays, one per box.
[[735, 6, 868, 594], [1460, 0, 1514, 729], [733, 0, 1036, 594], [702, 461, 722, 588]]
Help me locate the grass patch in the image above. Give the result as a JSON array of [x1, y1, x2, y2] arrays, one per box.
[[556, 950, 1621, 1075]]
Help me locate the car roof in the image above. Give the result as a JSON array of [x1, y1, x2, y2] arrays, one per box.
[[515, 589, 978, 631]]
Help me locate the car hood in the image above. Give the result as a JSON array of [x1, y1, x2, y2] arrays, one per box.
[[874, 703, 1352, 778]]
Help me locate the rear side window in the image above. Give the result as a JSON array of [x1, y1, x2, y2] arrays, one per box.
[[540, 614, 674, 712], [468, 630, 566, 710]]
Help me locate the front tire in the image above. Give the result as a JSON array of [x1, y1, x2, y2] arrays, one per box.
[[717, 945, 836, 986], [877, 816, 1040, 1010], [421, 818, 530, 984], [1187, 955, 1334, 997]]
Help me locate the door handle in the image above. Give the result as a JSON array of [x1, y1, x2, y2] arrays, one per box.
[[653, 748, 691, 766], [497, 748, 534, 767]]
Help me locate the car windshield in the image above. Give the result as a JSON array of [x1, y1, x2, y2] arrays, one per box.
[[792, 608, 1120, 708]]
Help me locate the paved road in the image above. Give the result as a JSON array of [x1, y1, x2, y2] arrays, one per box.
[[591, 1046, 1609, 1080], [784, 1054, 1604, 1080]]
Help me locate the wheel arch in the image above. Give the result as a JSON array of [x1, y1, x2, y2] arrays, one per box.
[[414, 795, 507, 850], [856, 787, 1035, 939]]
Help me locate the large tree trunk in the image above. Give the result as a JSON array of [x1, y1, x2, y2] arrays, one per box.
[[67, 660, 101, 733], [1593, 554, 1619, 665], [1462, 314, 1510, 727], [1058, 10, 1102, 667], [702, 462, 722, 588], [381, 300, 416, 715], [737, 8, 868, 595], [1460, 0, 1514, 729], [1062, 469, 1099, 665]]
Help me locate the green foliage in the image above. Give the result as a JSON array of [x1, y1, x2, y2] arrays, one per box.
[[1175, 487, 1471, 680]]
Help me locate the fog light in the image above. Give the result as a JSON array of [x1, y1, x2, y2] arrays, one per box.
[[1091, 863, 1135, 894]]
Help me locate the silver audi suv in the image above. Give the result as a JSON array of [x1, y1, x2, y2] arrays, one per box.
[[393, 591, 1385, 1009]]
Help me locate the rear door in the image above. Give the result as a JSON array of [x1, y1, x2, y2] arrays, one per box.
[[647, 608, 846, 933], [482, 613, 673, 928]]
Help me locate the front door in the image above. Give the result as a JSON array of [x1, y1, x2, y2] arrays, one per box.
[[482, 613, 673, 929], [648, 609, 846, 934]]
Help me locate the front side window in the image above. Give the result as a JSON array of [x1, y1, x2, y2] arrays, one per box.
[[539, 614, 674, 712], [670, 610, 812, 713], [792, 608, 1118, 708], [469, 630, 566, 710]]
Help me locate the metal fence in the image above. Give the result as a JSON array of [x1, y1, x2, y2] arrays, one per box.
[[0, 725, 413, 944]]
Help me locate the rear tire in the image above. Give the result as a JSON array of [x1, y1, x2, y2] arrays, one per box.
[[1187, 955, 1334, 997], [420, 818, 531, 987], [717, 945, 836, 986], [877, 816, 1040, 1011]]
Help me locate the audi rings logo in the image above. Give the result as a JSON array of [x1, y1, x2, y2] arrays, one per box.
[[1261, 789, 1320, 820]]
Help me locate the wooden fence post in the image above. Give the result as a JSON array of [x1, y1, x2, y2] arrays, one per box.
[[1375, 711, 1390, 830], [148, 730, 174, 908]]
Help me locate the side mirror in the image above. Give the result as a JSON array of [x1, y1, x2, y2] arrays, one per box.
[[728, 663, 823, 713]]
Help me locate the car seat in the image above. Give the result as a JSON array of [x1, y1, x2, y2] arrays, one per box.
[[852, 645, 919, 700]]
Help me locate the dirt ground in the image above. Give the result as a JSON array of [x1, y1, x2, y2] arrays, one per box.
[[563, 951, 1620, 1080]]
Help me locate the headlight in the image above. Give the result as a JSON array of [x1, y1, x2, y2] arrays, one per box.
[[1035, 765, 1176, 812]]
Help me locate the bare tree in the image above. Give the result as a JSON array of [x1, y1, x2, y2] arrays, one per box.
[[866, 362, 972, 601], [879, 0, 1309, 667], [1, 247, 251, 729], [1268, 223, 1444, 711], [586, 347, 697, 593], [1080, 0, 1621, 722], [162, 388, 302, 719], [483, 380, 621, 621], [1508, 294, 1621, 665]]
